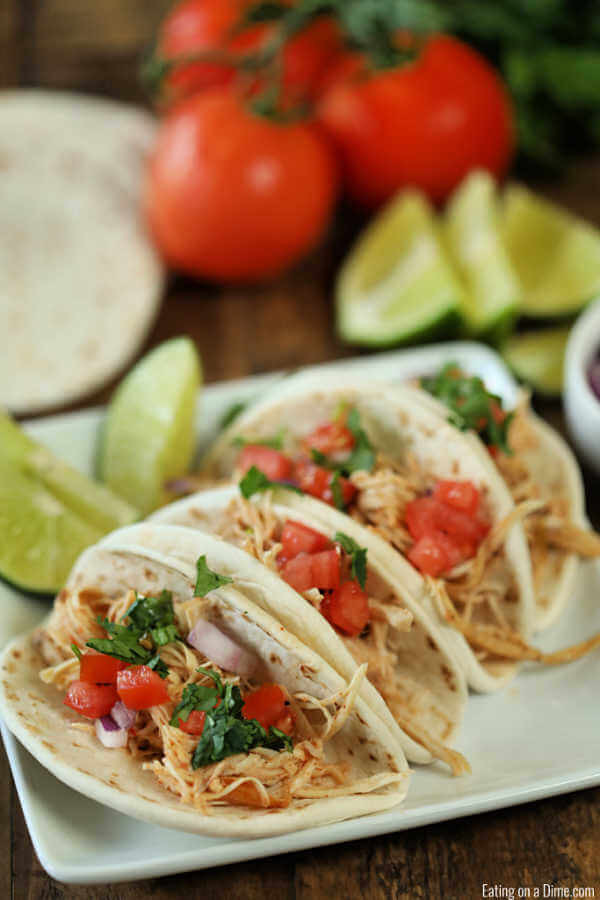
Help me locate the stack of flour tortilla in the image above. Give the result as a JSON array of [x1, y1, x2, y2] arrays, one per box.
[[0, 90, 164, 414]]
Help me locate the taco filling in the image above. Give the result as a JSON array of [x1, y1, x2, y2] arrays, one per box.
[[34, 570, 382, 812], [421, 365, 600, 612]]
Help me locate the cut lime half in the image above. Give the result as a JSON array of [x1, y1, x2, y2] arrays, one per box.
[[501, 326, 570, 396], [501, 185, 600, 318], [444, 171, 520, 340], [99, 337, 202, 515], [0, 457, 109, 594], [336, 190, 463, 347]]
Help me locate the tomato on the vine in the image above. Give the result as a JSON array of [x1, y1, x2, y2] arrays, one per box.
[[157, 0, 342, 107], [146, 89, 338, 282], [317, 34, 515, 206]]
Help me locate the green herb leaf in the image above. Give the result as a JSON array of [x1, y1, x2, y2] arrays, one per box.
[[238, 465, 302, 499], [71, 643, 82, 661], [343, 408, 376, 474], [170, 681, 220, 726], [330, 471, 345, 510], [420, 363, 513, 454], [232, 427, 286, 451], [221, 400, 247, 429], [334, 532, 368, 589], [194, 555, 234, 597], [125, 590, 176, 632]]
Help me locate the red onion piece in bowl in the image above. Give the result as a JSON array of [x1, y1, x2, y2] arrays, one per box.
[[588, 358, 600, 400], [187, 620, 257, 677], [95, 716, 128, 748]]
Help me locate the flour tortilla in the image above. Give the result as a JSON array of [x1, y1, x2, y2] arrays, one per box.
[[145, 491, 468, 766], [0, 90, 164, 414], [202, 370, 536, 692], [0, 535, 408, 837]]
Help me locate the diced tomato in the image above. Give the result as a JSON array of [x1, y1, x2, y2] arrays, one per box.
[[293, 459, 356, 508], [309, 549, 341, 590], [405, 496, 439, 540], [322, 580, 370, 637], [242, 683, 288, 730], [79, 650, 128, 685], [238, 445, 292, 481], [64, 681, 119, 719], [407, 535, 450, 577], [116, 665, 170, 710], [280, 553, 315, 592], [272, 710, 295, 736], [279, 520, 331, 559], [280, 549, 341, 592], [302, 422, 355, 456], [405, 495, 489, 544], [178, 709, 206, 736], [433, 480, 480, 515]]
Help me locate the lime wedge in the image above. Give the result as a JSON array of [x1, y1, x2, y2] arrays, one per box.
[[501, 326, 570, 396], [501, 185, 600, 318], [0, 411, 137, 532], [336, 190, 463, 346], [99, 337, 202, 515], [444, 171, 520, 340], [0, 457, 106, 593]]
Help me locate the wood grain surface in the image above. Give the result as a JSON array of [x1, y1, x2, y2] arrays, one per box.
[[1, 2, 599, 897]]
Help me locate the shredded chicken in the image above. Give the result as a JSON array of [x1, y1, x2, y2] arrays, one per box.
[[36, 589, 405, 813]]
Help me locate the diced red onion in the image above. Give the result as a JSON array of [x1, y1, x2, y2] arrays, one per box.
[[95, 716, 128, 748], [110, 701, 136, 730], [588, 358, 600, 400], [187, 620, 257, 677]]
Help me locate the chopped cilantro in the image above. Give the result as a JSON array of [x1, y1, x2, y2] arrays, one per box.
[[194, 555, 234, 597], [334, 532, 368, 589], [232, 427, 286, 451], [171, 668, 293, 768], [330, 471, 345, 510], [86, 590, 180, 675], [238, 465, 301, 499], [221, 400, 247, 429], [420, 363, 513, 454], [71, 643, 82, 661], [309, 409, 375, 478]]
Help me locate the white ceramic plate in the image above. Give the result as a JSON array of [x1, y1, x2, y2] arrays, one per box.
[[2, 341, 599, 885]]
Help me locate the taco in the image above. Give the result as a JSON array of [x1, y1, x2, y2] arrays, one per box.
[[416, 364, 600, 630], [142, 497, 470, 774], [190, 370, 536, 693], [0, 529, 409, 837]]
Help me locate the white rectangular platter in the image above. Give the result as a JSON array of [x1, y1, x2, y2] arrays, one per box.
[[2, 341, 599, 884]]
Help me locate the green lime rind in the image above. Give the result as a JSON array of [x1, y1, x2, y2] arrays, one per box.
[[501, 185, 600, 319], [99, 337, 202, 515], [336, 190, 465, 347], [0, 457, 106, 594], [443, 171, 521, 339], [0, 411, 138, 532], [500, 325, 571, 396]]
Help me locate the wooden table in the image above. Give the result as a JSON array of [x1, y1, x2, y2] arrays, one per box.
[[2, 2, 600, 896]]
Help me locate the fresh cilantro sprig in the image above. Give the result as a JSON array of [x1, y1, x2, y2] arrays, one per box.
[[194, 556, 234, 597], [239, 465, 302, 499], [232, 427, 287, 451], [334, 532, 368, 589], [420, 363, 514, 454], [171, 667, 293, 768], [86, 590, 180, 678], [310, 408, 375, 478]]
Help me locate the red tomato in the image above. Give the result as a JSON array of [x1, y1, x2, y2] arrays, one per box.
[[178, 709, 206, 735], [146, 89, 338, 282], [407, 534, 450, 577], [158, 1, 342, 107], [433, 480, 480, 516], [116, 666, 170, 710], [64, 681, 119, 719], [322, 580, 369, 636], [238, 444, 293, 481], [293, 459, 356, 508], [280, 549, 341, 592], [405, 496, 439, 541], [280, 520, 331, 559], [405, 496, 488, 545], [242, 683, 287, 729], [79, 651, 127, 685], [302, 421, 355, 456], [317, 34, 515, 206]]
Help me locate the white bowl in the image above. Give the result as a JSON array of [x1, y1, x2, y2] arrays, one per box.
[[564, 297, 600, 474]]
